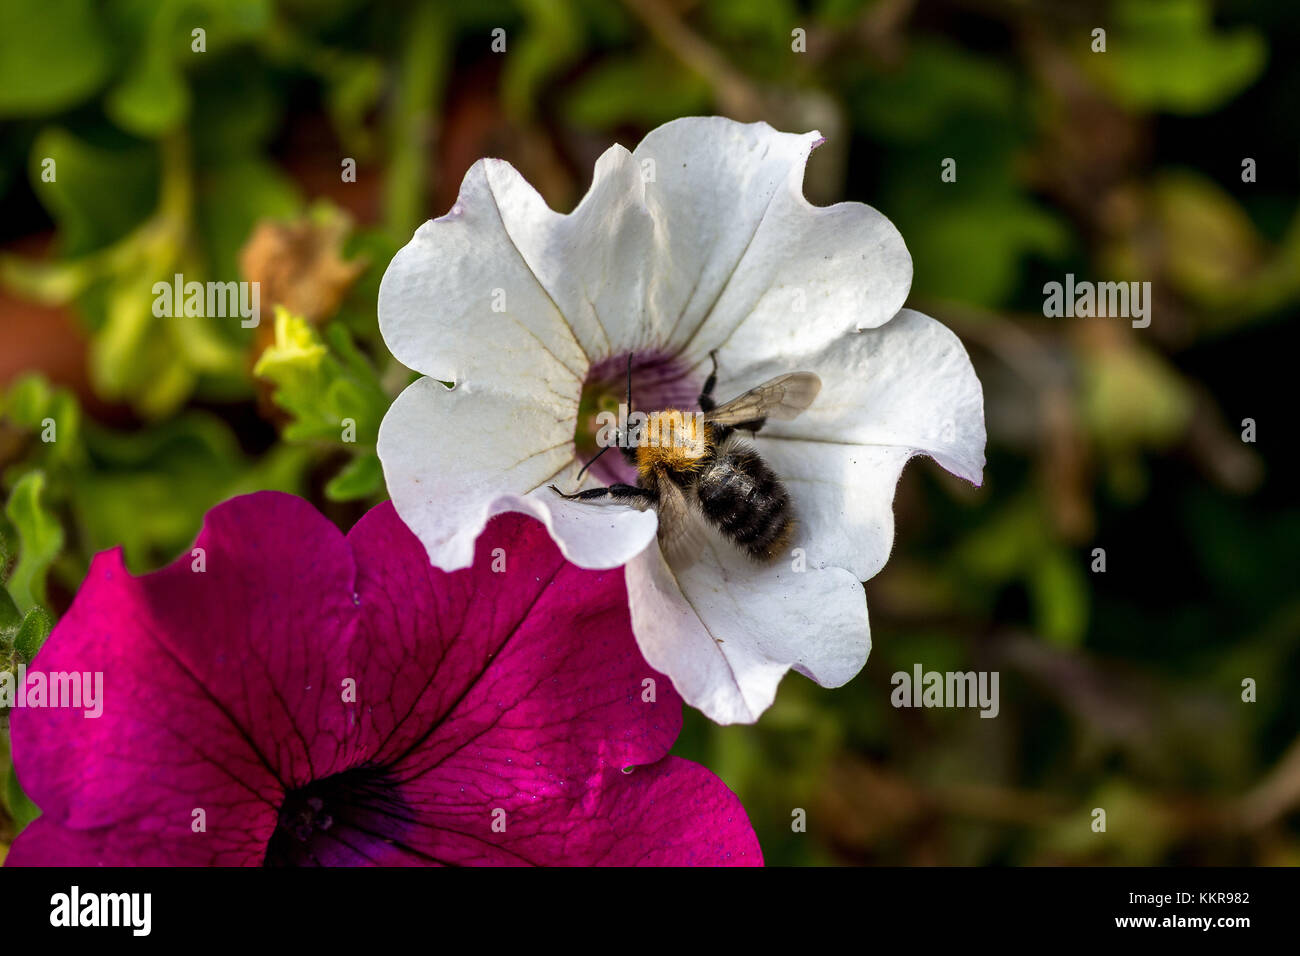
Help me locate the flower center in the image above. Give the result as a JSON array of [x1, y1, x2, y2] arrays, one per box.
[[574, 351, 701, 485], [263, 766, 407, 866]]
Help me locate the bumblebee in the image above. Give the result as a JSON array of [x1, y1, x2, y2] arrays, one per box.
[[551, 353, 821, 565]]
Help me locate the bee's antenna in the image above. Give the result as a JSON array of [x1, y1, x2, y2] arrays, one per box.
[[626, 352, 634, 412], [575, 444, 611, 482], [573, 353, 631, 485]]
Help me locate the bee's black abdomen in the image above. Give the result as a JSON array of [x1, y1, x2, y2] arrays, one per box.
[[696, 445, 793, 562]]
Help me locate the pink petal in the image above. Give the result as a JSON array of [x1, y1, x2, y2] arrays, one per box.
[[7, 493, 760, 866], [10, 492, 357, 863]]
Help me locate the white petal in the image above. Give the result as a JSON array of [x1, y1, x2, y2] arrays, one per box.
[[760, 442, 912, 583], [767, 308, 986, 479], [377, 158, 589, 399], [378, 377, 658, 571], [626, 534, 869, 725], [481, 145, 661, 355], [744, 308, 986, 580], [632, 116, 912, 365]]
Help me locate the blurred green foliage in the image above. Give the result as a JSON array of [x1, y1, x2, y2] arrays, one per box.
[[255, 307, 389, 500], [1, 0, 1298, 865], [1086, 0, 1265, 112]]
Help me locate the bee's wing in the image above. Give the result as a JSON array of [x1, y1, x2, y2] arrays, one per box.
[[654, 476, 710, 568], [703, 372, 821, 426]]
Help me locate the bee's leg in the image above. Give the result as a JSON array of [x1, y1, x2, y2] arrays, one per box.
[[698, 349, 720, 412], [549, 483, 657, 504], [732, 416, 768, 434]]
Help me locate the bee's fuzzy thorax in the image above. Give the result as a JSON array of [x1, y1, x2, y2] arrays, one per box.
[[634, 409, 710, 478]]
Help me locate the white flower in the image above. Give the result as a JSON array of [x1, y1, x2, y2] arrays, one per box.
[[377, 116, 985, 724]]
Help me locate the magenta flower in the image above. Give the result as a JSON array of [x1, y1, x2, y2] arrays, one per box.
[[5, 492, 760, 866]]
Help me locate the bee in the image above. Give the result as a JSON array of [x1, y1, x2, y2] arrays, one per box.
[[550, 352, 821, 565]]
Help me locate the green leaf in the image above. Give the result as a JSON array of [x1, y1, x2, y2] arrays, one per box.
[[903, 194, 1071, 306], [0, 0, 111, 117], [1, 374, 54, 425], [1080, 344, 1194, 453], [2, 765, 40, 834], [1030, 549, 1089, 648], [565, 53, 711, 128], [503, 0, 583, 121], [28, 128, 159, 257], [101, 0, 272, 136], [1086, 0, 1266, 114], [703, 0, 798, 41], [12, 606, 53, 663], [70, 413, 255, 571], [0, 585, 19, 631], [324, 453, 384, 502], [89, 266, 204, 417], [2, 374, 85, 468], [191, 59, 283, 159], [107, 43, 191, 136], [1149, 170, 1268, 308], [320, 54, 384, 158], [255, 309, 389, 450], [853, 40, 1017, 141], [3, 472, 64, 613], [196, 157, 301, 281]]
